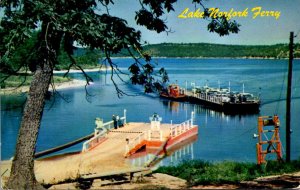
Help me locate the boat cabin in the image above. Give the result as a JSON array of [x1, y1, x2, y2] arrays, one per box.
[[167, 84, 185, 97]]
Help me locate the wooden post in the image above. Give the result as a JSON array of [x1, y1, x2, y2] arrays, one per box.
[[125, 138, 129, 156], [286, 31, 294, 162], [191, 111, 194, 127], [124, 109, 127, 125], [185, 80, 188, 94]]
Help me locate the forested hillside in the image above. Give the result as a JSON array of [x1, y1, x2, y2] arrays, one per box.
[[2, 39, 299, 75], [139, 43, 300, 58]]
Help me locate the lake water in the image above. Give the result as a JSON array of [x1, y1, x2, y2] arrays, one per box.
[[1, 58, 300, 166]]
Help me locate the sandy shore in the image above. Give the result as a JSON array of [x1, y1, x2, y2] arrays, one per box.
[[0, 67, 105, 95], [53, 68, 105, 74], [0, 79, 89, 95], [50, 79, 90, 90], [0, 123, 174, 187]]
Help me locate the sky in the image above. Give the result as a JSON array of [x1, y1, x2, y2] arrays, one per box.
[[105, 0, 300, 45], [1, 0, 300, 45]]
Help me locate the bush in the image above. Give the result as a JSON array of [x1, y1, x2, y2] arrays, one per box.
[[1, 73, 71, 88], [155, 159, 300, 186]]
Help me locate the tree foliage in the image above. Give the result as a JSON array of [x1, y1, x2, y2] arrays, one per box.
[[94, 43, 299, 59], [140, 43, 298, 58], [1, 0, 240, 94]]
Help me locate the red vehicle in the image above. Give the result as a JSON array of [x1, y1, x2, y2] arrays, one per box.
[[160, 84, 187, 102]]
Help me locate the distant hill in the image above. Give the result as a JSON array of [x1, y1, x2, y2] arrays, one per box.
[[73, 43, 300, 59], [140, 43, 300, 58]]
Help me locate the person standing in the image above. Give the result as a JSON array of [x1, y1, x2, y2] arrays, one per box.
[[112, 115, 118, 129]]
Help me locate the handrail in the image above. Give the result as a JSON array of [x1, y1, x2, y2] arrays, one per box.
[[169, 119, 195, 138], [100, 116, 126, 131], [124, 112, 195, 157], [82, 116, 126, 152], [195, 93, 222, 104], [125, 131, 147, 156], [82, 128, 107, 152]]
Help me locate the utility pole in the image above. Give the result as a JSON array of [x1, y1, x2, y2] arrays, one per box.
[[286, 31, 294, 162]]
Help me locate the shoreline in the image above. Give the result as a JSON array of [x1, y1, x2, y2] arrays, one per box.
[[0, 68, 104, 95], [0, 79, 89, 95], [111, 56, 300, 60], [53, 68, 105, 74]]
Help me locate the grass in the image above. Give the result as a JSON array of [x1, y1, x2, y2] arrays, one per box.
[[154, 159, 300, 186], [1, 73, 71, 88]]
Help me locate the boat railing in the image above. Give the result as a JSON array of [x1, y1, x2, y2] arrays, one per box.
[[170, 119, 194, 137], [82, 110, 127, 152], [100, 116, 126, 131], [194, 93, 223, 104], [124, 119, 193, 156], [170, 112, 195, 138], [124, 112, 195, 157], [125, 131, 148, 156], [82, 128, 107, 152]]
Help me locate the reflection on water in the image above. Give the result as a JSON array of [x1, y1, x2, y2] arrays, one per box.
[[127, 135, 197, 168], [1, 94, 26, 112], [161, 99, 257, 127]]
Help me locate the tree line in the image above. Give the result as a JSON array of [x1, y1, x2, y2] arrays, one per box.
[[133, 43, 300, 58], [77, 42, 300, 61], [4, 38, 298, 76]]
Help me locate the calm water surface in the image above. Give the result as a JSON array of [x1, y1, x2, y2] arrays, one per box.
[[1, 58, 300, 166]]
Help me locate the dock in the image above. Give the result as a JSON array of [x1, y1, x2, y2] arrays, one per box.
[[1, 111, 198, 186]]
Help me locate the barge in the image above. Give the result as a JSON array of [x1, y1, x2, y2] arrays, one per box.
[[189, 85, 260, 113], [160, 84, 260, 114]]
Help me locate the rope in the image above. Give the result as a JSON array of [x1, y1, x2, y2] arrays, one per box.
[[262, 129, 283, 161], [262, 131, 269, 141], [274, 62, 288, 115], [215, 126, 257, 144], [280, 139, 286, 155], [295, 29, 300, 39], [110, 130, 143, 134]]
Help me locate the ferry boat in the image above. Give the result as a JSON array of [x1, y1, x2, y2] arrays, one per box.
[[188, 85, 261, 113], [160, 83, 260, 114], [160, 84, 188, 102]]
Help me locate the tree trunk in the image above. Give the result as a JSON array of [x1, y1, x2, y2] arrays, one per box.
[[6, 60, 53, 189], [5, 21, 62, 189]]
